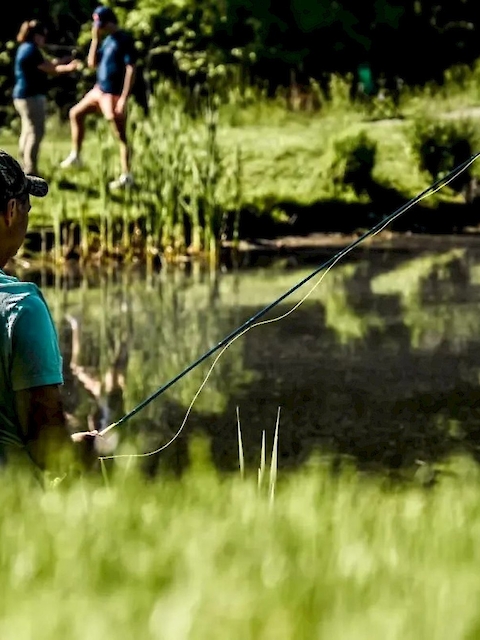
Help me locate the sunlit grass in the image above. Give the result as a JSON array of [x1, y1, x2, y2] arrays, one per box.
[[2, 448, 480, 639], [1, 73, 479, 262]]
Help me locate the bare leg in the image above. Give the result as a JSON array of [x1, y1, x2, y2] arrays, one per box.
[[110, 117, 130, 174], [69, 104, 88, 155], [97, 93, 132, 181], [66, 90, 99, 156]]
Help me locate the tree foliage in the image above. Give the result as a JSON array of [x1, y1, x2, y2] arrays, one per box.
[[0, 0, 479, 124]]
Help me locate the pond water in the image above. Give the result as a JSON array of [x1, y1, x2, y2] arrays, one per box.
[[14, 236, 480, 475]]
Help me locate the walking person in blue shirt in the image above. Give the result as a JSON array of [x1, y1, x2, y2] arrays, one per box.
[[60, 5, 137, 190], [13, 20, 79, 176]]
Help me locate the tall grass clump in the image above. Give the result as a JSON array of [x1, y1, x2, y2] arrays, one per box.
[[324, 72, 355, 115], [220, 82, 291, 127], [421, 63, 480, 113], [129, 83, 242, 265]]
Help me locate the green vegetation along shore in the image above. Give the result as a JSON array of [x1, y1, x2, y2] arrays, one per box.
[[3, 73, 480, 265]]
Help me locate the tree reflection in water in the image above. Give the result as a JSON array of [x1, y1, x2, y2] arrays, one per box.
[[11, 242, 480, 476]]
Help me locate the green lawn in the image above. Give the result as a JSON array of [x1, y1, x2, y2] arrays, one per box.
[[0, 100, 453, 233], [2, 447, 480, 639], [1, 82, 478, 258]]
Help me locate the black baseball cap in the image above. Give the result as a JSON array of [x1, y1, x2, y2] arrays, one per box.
[[0, 150, 48, 201], [93, 5, 118, 26]]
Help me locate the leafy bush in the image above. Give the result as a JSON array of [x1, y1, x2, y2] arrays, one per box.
[[329, 130, 378, 196], [408, 117, 480, 197]]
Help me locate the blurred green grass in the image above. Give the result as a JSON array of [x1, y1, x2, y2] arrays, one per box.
[[2, 446, 480, 639]]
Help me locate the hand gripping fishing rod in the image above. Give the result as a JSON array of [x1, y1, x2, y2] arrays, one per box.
[[99, 151, 480, 435]]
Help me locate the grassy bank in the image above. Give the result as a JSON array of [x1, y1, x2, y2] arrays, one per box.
[[0, 97, 428, 218], [2, 72, 480, 262], [2, 448, 480, 639]]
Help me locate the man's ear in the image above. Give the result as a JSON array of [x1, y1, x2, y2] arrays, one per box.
[[2, 199, 15, 227]]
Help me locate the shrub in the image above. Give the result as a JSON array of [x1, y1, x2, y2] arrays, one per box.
[[329, 130, 378, 196], [408, 117, 480, 197]]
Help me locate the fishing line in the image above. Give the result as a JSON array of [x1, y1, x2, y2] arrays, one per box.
[[96, 151, 480, 460]]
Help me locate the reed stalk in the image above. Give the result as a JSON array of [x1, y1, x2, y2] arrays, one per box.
[[258, 430, 266, 490], [236, 406, 245, 480], [269, 408, 281, 507]]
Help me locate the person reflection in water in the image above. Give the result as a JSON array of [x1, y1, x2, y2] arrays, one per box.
[[62, 315, 127, 455]]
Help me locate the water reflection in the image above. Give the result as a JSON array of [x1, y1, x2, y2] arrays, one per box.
[[11, 241, 480, 474]]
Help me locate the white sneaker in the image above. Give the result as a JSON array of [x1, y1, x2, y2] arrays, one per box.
[[60, 152, 82, 168], [109, 173, 134, 190]]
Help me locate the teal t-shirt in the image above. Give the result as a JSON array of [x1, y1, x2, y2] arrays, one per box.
[[0, 270, 63, 448]]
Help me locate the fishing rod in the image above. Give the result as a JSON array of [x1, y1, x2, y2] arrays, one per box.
[[99, 151, 480, 435]]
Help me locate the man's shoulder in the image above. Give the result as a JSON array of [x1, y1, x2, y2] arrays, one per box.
[[0, 273, 39, 293], [0, 277, 44, 313]]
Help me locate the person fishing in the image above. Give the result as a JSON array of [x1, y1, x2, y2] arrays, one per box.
[[13, 20, 79, 177], [0, 149, 96, 473], [60, 5, 137, 190]]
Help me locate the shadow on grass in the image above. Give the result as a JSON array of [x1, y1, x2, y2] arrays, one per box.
[[56, 178, 100, 199], [234, 180, 480, 242], [26, 176, 480, 263]]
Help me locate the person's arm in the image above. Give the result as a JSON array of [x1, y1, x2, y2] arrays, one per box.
[[115, 63, 136, 115], [51, 54, 74, 65], [15, 385, 75, 471], [87, 23, 100, 69], [115, 36, 137, 114], [15, 385, 96, 472], [121, 64, 136, 101], [31, 44, 78, 76], [11, 293, 95, 472], [37, 59, 79, 75]]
